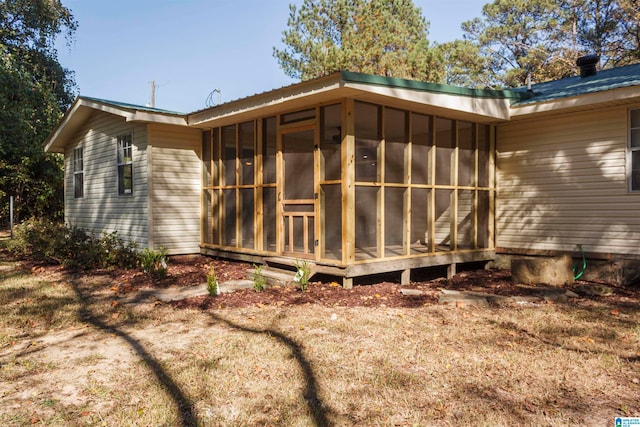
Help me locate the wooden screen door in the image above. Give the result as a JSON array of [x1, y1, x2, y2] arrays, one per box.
[[280, 127, 315, 258]]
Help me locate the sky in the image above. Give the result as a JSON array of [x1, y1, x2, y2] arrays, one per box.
[[55, 0, 486, 113]]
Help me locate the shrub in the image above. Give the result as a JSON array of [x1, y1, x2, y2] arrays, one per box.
[[294, 258, 311, 292], [8, 217, 67, 261], [140, 247, 168, 279], [100, 231, 139, 269], [207, 266, 219, 296], [8, 218, 138, 270], [58, 226, 102, 270], [253, 264, 266, 292]]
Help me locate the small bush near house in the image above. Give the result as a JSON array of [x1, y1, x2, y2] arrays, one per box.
[[7, 217, 67, 261], [252, 264, 266, 292], [8, 218, 138, 269], [294, 258, 311, 292], [140, 247, 168, 280], [100, 231, 139, 269], [207, 266, 219, 296]]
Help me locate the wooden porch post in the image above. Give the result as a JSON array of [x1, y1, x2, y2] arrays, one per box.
[[342, 99, 355, 288]]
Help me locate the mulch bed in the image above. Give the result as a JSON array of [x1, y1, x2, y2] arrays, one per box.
[[117, 255, 640, 310], [12, 253, 640, 310]]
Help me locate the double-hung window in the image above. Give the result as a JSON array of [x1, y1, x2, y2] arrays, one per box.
[[117, 134, 133, 195], [630, 110, 640, 191], [73, 147, 84, 198]]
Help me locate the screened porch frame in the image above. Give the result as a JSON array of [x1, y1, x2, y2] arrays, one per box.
[[200, 98, 496, 286]]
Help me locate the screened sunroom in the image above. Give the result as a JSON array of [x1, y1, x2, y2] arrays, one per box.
[[197, 72, 506, 287]]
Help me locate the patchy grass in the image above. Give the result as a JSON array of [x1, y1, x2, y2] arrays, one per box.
[[1, 234, 639, 425]]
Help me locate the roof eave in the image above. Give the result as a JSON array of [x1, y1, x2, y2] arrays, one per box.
[[44, 97, 86, 153], [342, 80, 512, 121], [339, 71, 530, 101], [509, 85, 640, 118], [188, 73, 345, 128], [44, 97, 188, 153], [188, 71, 516, 128], [79, 97, 188, 125]]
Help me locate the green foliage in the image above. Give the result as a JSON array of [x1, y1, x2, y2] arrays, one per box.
[[139, 247, 168, 280], [0, 0, 77, 224], [100, 231, 139, 269], [7, 217, 66, 260], [618, 0, 640, 64], [563, 0, 632, 68], [276, 0, 640, 89], [0, 0, 77, 109], [8, 218, 138, 270], [207, 266, 219, 296], [460, 0, 566, 87], [294, 259, 311, 292], [437, 40, 493, 88], [252, 264, 266, 292], [274, 0, 443, 82], [455, 0, 640, 88]]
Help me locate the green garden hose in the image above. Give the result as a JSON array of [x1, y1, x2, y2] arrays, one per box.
[[573, 244, 587, 280]]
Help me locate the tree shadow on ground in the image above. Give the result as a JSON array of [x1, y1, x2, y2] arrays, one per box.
[[488, 315, 640, 362], [67, 276, 331, 426], [67, 278, 199, 427], [205, 310, 331, 427]]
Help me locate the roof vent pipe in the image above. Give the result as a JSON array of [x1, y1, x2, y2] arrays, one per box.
[[576, 54, 599, 78]]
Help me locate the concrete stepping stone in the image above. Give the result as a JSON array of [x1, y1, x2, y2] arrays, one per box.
[[438, 289, 489, 307], [124, 279, 256, 303], [400, 288, 424, 296], [219, 279, 255, 293]]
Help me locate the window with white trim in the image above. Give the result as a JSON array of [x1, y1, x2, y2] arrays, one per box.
[[117, 134, 133, 195], [73, 147, 83, 198], [630, 109, 640, 191]]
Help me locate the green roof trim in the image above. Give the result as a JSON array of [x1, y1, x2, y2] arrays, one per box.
[[339, 71, 532, 100], [82, 96, 185, 115]]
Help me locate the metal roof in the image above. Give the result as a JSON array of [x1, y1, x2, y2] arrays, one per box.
[[340, 71, 532, 100], [46, 62, 640, 154], [81, 96, 185, 116], [513, 62, 640, 105], [79, 63, 640, 118]]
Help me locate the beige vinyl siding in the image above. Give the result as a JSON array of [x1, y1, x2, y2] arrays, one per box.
[[148, 124, 201, 254], [497, 105, 640, 256], [64, 112, 149, 247], [433, 190, 452, 248]]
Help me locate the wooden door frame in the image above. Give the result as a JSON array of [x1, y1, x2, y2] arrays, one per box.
[[277, 124, 318, 259]]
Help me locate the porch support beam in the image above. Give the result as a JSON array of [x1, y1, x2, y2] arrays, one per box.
[[342, 99, 356, 264]]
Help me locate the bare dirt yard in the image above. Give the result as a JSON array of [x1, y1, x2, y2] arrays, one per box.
[[1, 239, 639, 426]]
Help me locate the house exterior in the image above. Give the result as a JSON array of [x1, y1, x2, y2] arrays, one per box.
[[497, 64, 640, 284], [44, 62, 640, 286], [44, 97, 202, 254]]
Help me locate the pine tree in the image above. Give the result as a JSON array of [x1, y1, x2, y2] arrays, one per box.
[[559, 0, 625, 67], [618, 0, 640, 64], [273, 0, 442, 81], [437, 39, 492, 88], [453, 0, 640, 88], [460, 0, 568, 88]]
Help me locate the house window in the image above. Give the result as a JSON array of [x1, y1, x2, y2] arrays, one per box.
[[117, 134, 133, 195], [73, 147, 83, 198], [630, 109, 640, 191]]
